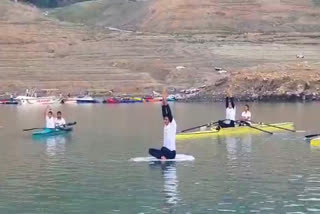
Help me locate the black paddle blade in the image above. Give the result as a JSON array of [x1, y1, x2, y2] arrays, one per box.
[[305, 134, 320, 139], [66, 122, 77, 126]]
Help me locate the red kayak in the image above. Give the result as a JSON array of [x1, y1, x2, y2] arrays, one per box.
[[104, 98, 120, 104]]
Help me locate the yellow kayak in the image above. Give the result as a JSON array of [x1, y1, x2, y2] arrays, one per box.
[[310, 138, 320, 146], [176, 122, 295, 140]]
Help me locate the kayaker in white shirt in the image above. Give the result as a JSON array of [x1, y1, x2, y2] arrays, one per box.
[[55, 111, 66, 127], [241, 104, 252, 123], [149, 89, 177, 160], [44, 106, 55, 129]]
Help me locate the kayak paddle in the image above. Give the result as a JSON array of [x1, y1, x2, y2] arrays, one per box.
[[23, 122, 77, 131], [181, 121, 219, 133], [238, 121, 273, 135], [66, 122, 77, 126], [249, 120, 296, 132], [305, 134, 320, 139], [23, 127, 43, 131]]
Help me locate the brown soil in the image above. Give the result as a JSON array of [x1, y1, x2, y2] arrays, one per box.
[[0, 0, 320, 100]]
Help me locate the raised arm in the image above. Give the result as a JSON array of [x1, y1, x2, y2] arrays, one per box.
[[225, 97, 229, 108], [44, 106, 54, 119], [162, 104, 173, 122], [230, 97, 235, 108], [226, 88, 235, 108], [161, 88, 173, 122], [44, 106, 49, 119]]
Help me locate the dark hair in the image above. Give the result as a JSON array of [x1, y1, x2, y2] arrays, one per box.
[[57, 111, 62, 114], [48, 111, 53, 114], [245, 104, 249, 109]]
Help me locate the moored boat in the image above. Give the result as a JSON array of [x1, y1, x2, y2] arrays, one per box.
[[167, 94, 176, 102], [15, 95, 62, 105], [0, 99, 18, 105], [176, 122, 295, 140], [104, 97, 120, 104], [32, 127, 73, 137], [144, 96, 154, 102], [132, 97, 143, 103], [15, 89, 62, 105], [153, 97, 163, 102], [61, 97, 77, 104], [120, 97, 135, 103], [76, 96, 99, 103]]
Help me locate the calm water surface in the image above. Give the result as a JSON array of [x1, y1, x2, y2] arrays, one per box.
[[0, 102, 320, 213]]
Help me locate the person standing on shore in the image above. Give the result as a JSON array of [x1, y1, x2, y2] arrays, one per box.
[[217, 89, 236, 129], [149, 89, 177, 160]]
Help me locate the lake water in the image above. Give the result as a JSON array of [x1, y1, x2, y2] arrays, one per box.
[[0, 102, 320, 213]]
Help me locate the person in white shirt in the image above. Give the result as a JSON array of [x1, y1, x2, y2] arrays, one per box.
[[149, 90, 177, 160], [241, 104, 252, 125], [225, 96, 236, 121], [44, 106, 55, 129], [240, 104, 251, 126], [55, 111, 66, 127]]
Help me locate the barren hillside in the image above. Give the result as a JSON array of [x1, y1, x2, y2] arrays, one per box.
[[1, 0, 320, 100], [143, 0, 320, 33], [51, 0, 320, 33]]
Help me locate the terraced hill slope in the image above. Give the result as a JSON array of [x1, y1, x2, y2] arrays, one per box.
[[1, 0, 320, 100]]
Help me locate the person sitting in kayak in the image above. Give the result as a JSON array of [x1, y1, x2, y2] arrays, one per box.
[[217, 89, 236, 130], [44, 106, 55, 129], [241, 104, 251, 124], [149, 89, 177, 160], [55, 111, 66, 127]]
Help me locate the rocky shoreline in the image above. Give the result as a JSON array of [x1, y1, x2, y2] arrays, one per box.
[[184, 62, 320, 102], [183, 91, 320, 103]]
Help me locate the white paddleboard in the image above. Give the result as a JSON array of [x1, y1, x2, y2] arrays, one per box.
[[130, 154, 195, 162]]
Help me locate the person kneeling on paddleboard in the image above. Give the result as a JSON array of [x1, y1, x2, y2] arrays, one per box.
[[217, 89, 236, 130], [149, 90, 177, 160]]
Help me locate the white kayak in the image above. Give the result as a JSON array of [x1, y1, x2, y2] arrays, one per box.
[[130, 154, 195, 162]]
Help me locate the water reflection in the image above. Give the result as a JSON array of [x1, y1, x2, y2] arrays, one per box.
[[216, 135, 254, 212], [162, 162, 179, 205], [149, 162, 180, 212], [33, 135, 71, 156], [45, 136, 66, 156], [225, 137, 239, 161], [217, 135, 253, 161]]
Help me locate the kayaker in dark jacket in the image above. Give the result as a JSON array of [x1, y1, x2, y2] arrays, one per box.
[[149, 89, 177, 160]]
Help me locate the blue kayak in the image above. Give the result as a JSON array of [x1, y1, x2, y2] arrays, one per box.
[[32, 127, 73, 137]]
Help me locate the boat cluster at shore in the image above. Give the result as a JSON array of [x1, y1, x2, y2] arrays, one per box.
[[0, 95, 179, 105], [0, 88, 203, 105]]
